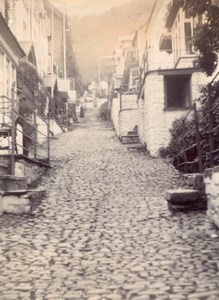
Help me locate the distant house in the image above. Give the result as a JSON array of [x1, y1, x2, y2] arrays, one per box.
[[110, 33, 140, 138], [137, 0, 216, 157]]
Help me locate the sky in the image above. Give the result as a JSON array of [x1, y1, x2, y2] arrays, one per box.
[[52, 0, 132, 17]]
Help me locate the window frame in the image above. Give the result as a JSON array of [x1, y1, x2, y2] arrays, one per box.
[[163, 73, 192, 110]]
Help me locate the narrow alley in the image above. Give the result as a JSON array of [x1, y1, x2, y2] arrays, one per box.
[[0, 108, 219, 300]]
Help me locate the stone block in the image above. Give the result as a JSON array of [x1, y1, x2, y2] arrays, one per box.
[[25, 188, 46, 200], [0, 176, 27, 191], [3, 195, 30, 206], [4, 204, 31, 214], [166, 189, 203, 205], [168, 201, 207, 212], [212, 171, 219, 185], [206, 182, 219, 197], [183, 173, 204, 190], [204, 168, 213, 179]]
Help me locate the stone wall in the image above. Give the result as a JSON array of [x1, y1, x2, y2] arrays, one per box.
[[118, 109, 138, 137], [111, 94, 138, 137], [15, 159, 48, 187], [137, 97, 145, 144], [115, 94, 138, 137], [204, 166, 219, 228], [111, 97, 120, 133]]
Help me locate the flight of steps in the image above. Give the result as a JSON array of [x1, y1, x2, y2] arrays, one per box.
[[165, 173, 207, 212], [120, 130, 140, 144], [0, 156, 45, 215]]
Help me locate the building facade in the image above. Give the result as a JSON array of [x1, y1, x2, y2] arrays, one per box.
[[137, 0, 214, 156]]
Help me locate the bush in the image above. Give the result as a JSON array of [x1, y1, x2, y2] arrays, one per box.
[[98, 101, 110, 120], [17, 58, 48, 115]]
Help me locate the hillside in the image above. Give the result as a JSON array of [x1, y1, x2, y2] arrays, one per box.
[[70, 0, 154, 82]]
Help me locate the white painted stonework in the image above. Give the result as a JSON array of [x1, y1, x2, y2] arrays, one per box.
[[138, 71, 212, 157], [111, 94, 138, 137], [119, 109, 138, 137], [204, 167, 219, 228]]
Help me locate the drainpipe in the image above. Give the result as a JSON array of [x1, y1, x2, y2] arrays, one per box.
[[119, 89, 122, 111]]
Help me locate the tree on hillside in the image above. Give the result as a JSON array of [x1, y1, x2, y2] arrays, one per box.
[[66, 31, 84, 96], [184, 0, 219, 76]]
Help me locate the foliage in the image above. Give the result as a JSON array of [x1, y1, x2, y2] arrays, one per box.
[[17, 58, 42, 90], [17, 58, 48, 115], [66, 31, 84, 96], [184, 0, 219, 76], [98, 101, 109, 120], [17, 59, 49, 153], [161, 79, 219, 172]]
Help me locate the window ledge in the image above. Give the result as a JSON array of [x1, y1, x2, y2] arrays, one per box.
[[163, 107, 192, 112]]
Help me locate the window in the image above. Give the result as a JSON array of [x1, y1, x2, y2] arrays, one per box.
[[164, 75, 191, 109], [184, 22, 193, 54]]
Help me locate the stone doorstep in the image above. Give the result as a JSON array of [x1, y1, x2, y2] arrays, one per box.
[[165, 189, 205, 205], [3, 204, 31, 215], [0, 188, 46, 215], [168, 201, 207, 212]]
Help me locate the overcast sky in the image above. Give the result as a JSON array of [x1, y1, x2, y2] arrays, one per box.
[[52, 0, 139, 17]]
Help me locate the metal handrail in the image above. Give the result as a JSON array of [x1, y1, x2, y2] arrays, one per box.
[[0, 94, 50, 173], [173, 73, 219, 173], [173, 102, 203, 173]]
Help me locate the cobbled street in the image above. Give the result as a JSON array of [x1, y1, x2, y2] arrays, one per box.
[[0, 108, 219, 300]]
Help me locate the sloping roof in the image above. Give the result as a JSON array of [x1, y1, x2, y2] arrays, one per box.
[[20, 42, 37, 66], [20, 42, 32, 55], [165, 0, 184, 28]]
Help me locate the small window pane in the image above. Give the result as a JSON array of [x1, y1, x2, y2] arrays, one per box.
[[184, 22, 193, 54], [165, 75, 191, 108]]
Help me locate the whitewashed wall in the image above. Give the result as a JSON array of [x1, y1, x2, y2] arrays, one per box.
[[140, 71, 209, 157]]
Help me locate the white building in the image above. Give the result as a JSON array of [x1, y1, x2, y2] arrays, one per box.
[[137, 0, 215, 156]]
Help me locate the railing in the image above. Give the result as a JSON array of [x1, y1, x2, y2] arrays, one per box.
[[172, 72, 219, 173], [0, 95, 50, 175], [206, 73, 219, 167], [173, 103, 203, 173]]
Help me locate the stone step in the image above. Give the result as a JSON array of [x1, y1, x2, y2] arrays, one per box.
[[0, 175, 27, 191], [120, 135, 140, 144], [0, 188, 46, 215], [182, 173, 204, 190], [0, 161, 10, 175], [165, 188, 207, 212]]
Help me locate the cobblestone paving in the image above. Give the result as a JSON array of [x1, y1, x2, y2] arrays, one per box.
[[0, 108, 219, 300]]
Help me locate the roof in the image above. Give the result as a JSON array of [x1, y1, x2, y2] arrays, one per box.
[[20, 42, 32, 55], [0, 13, 25, 58], [20, 42, 37, 66], [165, 0, 184, 28]]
